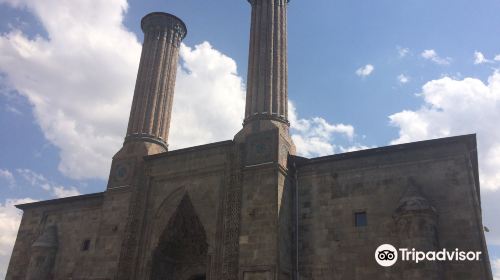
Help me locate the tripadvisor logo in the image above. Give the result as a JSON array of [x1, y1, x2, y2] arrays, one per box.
[[375, 244, 483, 267], [375, 244, 398, 267]]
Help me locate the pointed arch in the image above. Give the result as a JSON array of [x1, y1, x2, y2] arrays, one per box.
[[150, 194, 208, 280]]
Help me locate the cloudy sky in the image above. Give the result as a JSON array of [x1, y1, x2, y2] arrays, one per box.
[[0, 0, 500, 278]]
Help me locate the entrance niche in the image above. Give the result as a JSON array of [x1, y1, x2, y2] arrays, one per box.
[[151, 194, 208, 280]]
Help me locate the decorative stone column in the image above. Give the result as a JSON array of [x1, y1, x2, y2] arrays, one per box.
[[124, 12, 187, 151], [25, 225, 58, 280], [394, 179, 443, 280], [244, 0, 290, 126]]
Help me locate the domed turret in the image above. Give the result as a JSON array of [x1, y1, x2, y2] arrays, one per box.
[[26, 225, 59, 280], [32, 225, 58, 248], [395, 179, 437, 216]]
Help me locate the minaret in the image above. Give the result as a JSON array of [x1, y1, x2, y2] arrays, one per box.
[[111, 12, 188, 279], [234, 1, 295, 279], [244, 0, 289, 125], [108, 12, 186, 187], [236, 0, 293, 140], [123, 12, 187, 153]]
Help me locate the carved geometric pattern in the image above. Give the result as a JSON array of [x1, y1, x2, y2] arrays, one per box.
[[245, 131, 276, 166], [109, 160, 135, 186], [220, 150, 243, 280]]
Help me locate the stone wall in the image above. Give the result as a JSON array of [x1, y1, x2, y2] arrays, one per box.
[[133, 140, 234, 279], [7, 188, 133, 280], [7, 135, 492, 280], [6, 193, 105, 280], [90, 188, 133, 279], [296, 135, 491, 280]]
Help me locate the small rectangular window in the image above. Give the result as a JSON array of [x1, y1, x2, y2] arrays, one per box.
[[355, 212, 367, 227], [81, 239, 91, 251]]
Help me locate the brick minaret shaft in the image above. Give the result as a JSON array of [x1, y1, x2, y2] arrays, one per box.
[[235, 1, 295, 279], [124, 12, 187, 150], [244, 0, 289, 126], [112, 13, 187, 279]]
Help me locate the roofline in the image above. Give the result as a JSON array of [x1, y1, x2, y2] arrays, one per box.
[[16, 192, 105, 210], [293, 133, 480, 205], [297, 134, 477, 166], [145, 140, 234, 160], [14, 135, 478, 209]]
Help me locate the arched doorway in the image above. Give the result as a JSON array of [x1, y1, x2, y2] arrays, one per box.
[[150, 194, 208, 280]]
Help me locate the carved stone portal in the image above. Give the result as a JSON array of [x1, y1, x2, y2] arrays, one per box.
[[150, 194, 208, 280]]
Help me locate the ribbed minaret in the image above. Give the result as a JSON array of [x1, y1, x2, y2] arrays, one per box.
[[124, 12, 187, 150], [108, 12, 186, 187], [244, 0, 289, 126], [234, 1, 295, 279]]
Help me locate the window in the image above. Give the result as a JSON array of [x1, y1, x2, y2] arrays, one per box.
[[81, 239, 91, 251], [354, 211, 367, 227]]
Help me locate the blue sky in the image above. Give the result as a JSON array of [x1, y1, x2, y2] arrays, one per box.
[[1, 0, 500, 278]]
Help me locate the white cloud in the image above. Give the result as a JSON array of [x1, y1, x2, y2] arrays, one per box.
[[338, 144, 372, 153], [390, 70, 500, 191], [495, 55, 500, 62], [0, 0, 139, 180], [16, 168, 80, 197], [483, 190, 500, 246], [474, 51, 492, 65], [16, 168, 47, 186], [0, 169, 15, 187], [493, 258, 500, 280], [169, 42, 245, 149], [398, 74, 410, 84], [421, 49, 452, 65], [0, 0, 247, 180], [397, 46, 410, 58], [0, 0, 369, 175], [52, 186, 80, 198], [0, 197, 37, 279], [421, 49, 437, 60], [4, 104, 22, 115], [289, 102, 368, 158], [0, 0, 367, 179], [356, 64, 374, 77]]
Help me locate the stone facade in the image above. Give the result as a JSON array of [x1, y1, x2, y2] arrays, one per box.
[[5, 1, 493, 280]]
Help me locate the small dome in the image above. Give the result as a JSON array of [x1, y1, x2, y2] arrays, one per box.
[[395, 179, 436, 215], [32, 225, 58, 248]]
